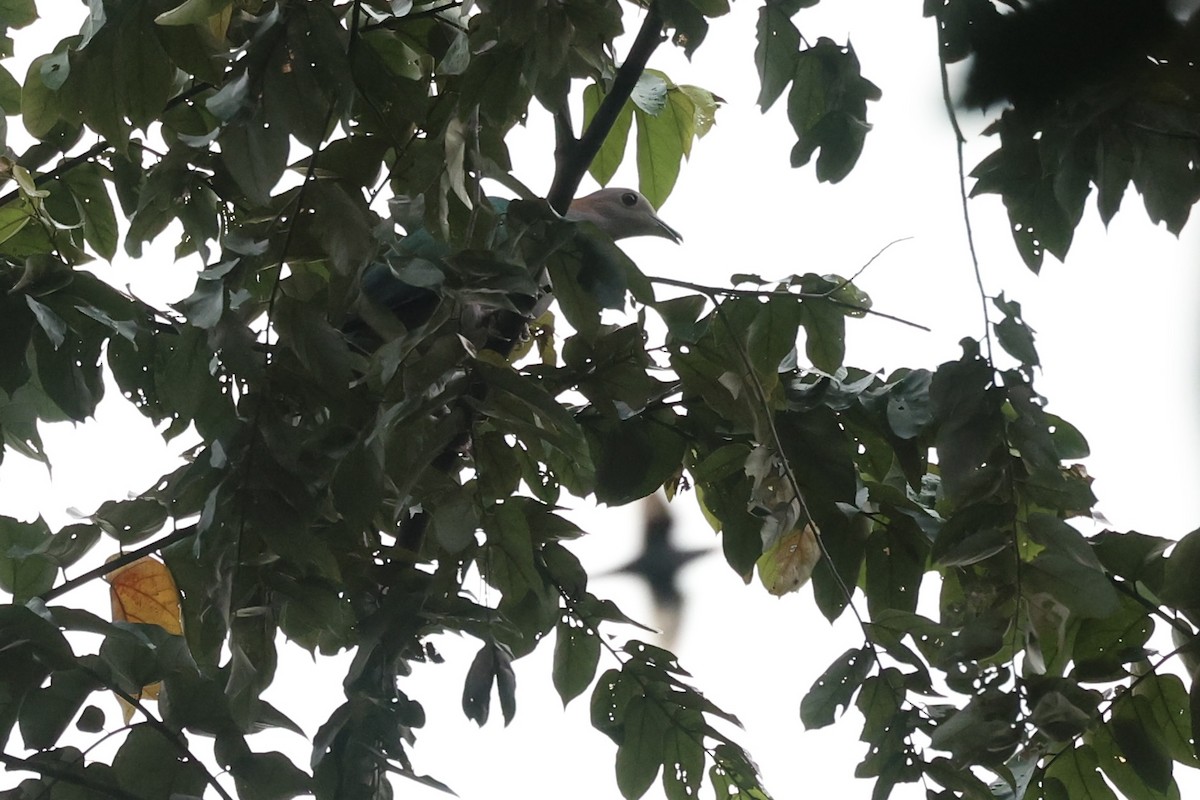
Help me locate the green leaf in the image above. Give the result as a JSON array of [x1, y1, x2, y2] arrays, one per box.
[[0, 0, 35, 28], [220, 113, 289, 206], [993, 293, 1039, 367], [0, 515, 56, 601], [229, 750, 313, 800], [754, 2, 800, 110], [116, 11, 175, 130], [20, 54, 63, 138], [1043, 744, 1119, 800], [800, 647, 872, 729], [62, 163, 118, 261], [588, 416, 687, 506], [583, 85, 633, 187], [634, 106, 685, 209], [552, 617, 601, 706], [662, 721, 705, 800], [1161, 527, 1200, 609], [616, 696, 667, 799], [18, 668, 97, 750], [1091, 721, 1180, 800], [798, 297, 845, 373], [1110, 694, 1173, 792], [1026, 514, 1118, 618], [1134, 674, 1200, 767], [112, 723, 209, 799], [91, 497, 168, 545], [462, 642, 516, 726]]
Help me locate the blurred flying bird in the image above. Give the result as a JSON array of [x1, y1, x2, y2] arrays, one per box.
[[608, 494, 711, 644]]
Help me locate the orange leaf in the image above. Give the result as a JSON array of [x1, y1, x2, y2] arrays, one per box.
[[106, 555, 183, 635], [106, 555, 183, 722]]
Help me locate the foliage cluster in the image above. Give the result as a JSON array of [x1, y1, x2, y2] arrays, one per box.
[[0, 1, 1199, 799]]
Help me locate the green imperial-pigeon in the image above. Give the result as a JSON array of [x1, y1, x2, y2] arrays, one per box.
[[349, 188, 680, 349]]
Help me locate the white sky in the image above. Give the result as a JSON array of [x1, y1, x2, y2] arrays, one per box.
[[2, 1, 1199, 799]]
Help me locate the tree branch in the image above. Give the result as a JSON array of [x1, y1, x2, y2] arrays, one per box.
[[38, 525, 198, 603], [0, 83, 212, 210], [0, 751, 144, 800], [546, 3, 665, 213]]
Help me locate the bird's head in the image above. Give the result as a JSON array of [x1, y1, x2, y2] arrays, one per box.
[[566, 188, 682, 244]]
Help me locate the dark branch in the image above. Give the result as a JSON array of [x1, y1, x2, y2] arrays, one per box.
[[0, 83, 212, 210], [546, 4, 665, 213], [38, 525, 198, 603], [0, 751, 144, 800], [360, 1, 464, 31]]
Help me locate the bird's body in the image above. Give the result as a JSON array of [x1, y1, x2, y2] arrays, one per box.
[[348, 188, 678, 349]]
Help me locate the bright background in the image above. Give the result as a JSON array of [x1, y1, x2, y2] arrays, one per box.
[[2, 1, 1199, 798]]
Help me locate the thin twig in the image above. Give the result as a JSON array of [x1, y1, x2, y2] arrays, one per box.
[[74, 663, 235, 800], [360, 1, 464, 32], [648, 276, 932, 331], [821, 236, 913, 295], [935, 15, 993, 363]]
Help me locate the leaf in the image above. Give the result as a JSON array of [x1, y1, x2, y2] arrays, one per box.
[[616, 696, 667, 799], [755, 1, 800, 110], [116, 10, 175, 130], [106, 556, 183, 635], [630, 71, 668, 116], [1043, 744, 1120, 800], [553, 617, 601, 706], [1161, 527, 1200, 609], [18, 668, 97, 750], [583, 85, 634, 186], [21, 53, 64, 138], [1134, 674, 1200, 768], [220, 113, 289, 206], [800, 646, 873, 729], [798, 297, 845, 373], [156, 0, 233, 26], [993, 293, 1039, 368], [1091, 721, 1180, 800], [634, 106, 685, 209], [0, 204, 31, 247], [229, 750, 313, 800], [0, 0, 35, 28], [106, 555, 183, 719], [1110, 694, 1173, 792], [112, 723, 209, 799], [92, 497, 168, 545], [756, 523, 820, 596], [62, 163, 118, 260], [0, 515, 56, 602], [462, 641, 516, 726]]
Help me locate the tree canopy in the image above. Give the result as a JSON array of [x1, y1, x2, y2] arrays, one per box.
[[2, 1, 1200, 799]]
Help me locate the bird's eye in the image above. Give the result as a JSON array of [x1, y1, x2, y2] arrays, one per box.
[[621, 192, 638, 207]]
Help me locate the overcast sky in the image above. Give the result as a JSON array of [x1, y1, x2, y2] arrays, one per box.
[[2, 1, 1199, 798]]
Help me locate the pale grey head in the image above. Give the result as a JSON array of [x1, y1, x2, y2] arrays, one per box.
[[565, 188, 682, 243]]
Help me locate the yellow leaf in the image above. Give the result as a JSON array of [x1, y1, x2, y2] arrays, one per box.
[[106, 556, 183, 721], [106, 555, 183, 635], [757, 524, 821, 596]]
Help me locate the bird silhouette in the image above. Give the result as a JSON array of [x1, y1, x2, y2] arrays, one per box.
[[608, 494, 711, 644]]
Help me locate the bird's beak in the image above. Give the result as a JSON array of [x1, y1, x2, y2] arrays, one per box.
[[651, 215, 683, 244]]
